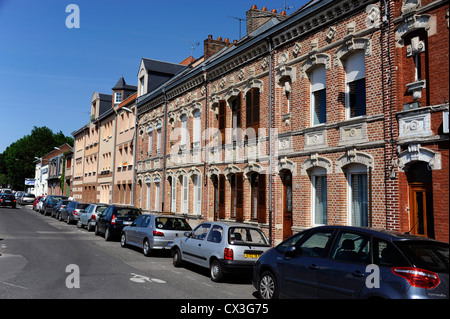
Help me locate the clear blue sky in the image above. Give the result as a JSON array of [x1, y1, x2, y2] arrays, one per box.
[[0, 0, 305, 153]]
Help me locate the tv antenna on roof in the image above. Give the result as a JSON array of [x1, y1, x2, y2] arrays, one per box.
[[279, 0, 294, 12], [227, 16, 246, 40], [190, 41, 200, 58]]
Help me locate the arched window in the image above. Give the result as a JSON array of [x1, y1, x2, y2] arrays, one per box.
[[346, 164, 368, 227], [345, 51, 366, 118], [310, 66, 327, 125]]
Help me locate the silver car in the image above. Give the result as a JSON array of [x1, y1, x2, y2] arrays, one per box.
[[78, 203, 109, 231], [171, 221, 271, 282], [121, 214, 192, 256]]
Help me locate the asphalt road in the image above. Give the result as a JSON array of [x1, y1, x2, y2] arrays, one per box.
[[0, 205, 257, 300]]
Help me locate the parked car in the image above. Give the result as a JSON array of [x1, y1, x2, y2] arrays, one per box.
[[52, 199, 72, 219], [121, 214, 192, 256], [0, 193, 16, 208], [253, 225, 449, 299], [14, 191, 24, 201], [33, 195, 45, 211], [17, 192, 36, 205], [78, 203, 109, 231], [42, 195, 68, 216], [95, 205, 141, 241], [171, 221, 271, 282], [35, 196, 47, 212], [59, 201, 89, 224]]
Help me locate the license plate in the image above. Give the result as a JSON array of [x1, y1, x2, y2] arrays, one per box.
[[244, 253, 260, 259], [5, 200, 11, 203], [123, 221, 132, 225]]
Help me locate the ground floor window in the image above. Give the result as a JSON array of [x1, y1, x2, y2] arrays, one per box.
[[347, 164, 368, 227]]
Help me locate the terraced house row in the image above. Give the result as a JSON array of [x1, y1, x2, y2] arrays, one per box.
[[53, 0, 448, 245]]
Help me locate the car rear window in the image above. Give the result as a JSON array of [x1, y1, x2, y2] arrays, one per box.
[[116, 208, 141, 218], [76, 203, 90, 210], [228, 227, 269, 246], [396, 242, 449, 272], [96, 206, 108, 213], [155, 217, 192, 231]]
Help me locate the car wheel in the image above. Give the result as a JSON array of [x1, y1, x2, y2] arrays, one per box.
[[143, 239, 152, 257], [210, 259, 224, 282], [86, 223, 92, 232], [67, 215, 71, 225], [172, 248, 182, 267], [104, 227, 112, 241], [95, 224, 100, 236], [120, 233, 127, 248], [258, 271, 278, 299]]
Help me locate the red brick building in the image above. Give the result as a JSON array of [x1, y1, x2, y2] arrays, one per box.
[[131, 0, 448, 244], [393, 0, 449, 242]]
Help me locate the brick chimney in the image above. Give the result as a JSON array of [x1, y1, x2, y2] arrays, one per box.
[[246, 5, 287, 35], [204, 35, 233, 60]]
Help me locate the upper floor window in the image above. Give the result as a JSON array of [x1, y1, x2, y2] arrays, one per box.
[[345, 51, 366, 118], [139, 77, 145, 96], [218, 100, 226, 145], [246, 88, 260, 138], [310, 66, 327, 125], [114, 92, 122, 104], [193, 110, 201, 148], [181, 115, 187, 148]]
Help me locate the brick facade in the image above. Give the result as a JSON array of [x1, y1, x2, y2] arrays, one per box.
[[68, 0, 449, 244]]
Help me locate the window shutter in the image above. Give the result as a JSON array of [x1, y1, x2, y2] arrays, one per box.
[[171, 177, 177, 213], [257, 174, 266, 223], [236, 173, 244, 222], [219, 175, 225, 219], [219, 100, 226, 145]]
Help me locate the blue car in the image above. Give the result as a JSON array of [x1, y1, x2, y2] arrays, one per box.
[[253, 225, 449, 299]]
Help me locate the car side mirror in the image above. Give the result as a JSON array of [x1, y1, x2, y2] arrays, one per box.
[[285, 246, 301, 258], [184, 231, 192, 238]]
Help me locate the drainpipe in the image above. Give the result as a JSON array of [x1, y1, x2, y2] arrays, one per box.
[[161, 87, 168, 212], [266, 36, 274, 245]]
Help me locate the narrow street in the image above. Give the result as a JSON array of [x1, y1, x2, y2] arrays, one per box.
[[0, 205, 256, 300]]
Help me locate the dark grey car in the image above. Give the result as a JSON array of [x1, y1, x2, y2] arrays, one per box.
[[60, 201, 89, 224], [253, 225, 449, 299], [121, 214, 192, 256]]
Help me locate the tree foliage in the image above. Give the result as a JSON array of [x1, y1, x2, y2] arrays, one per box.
[[0, 126, 73, 190]]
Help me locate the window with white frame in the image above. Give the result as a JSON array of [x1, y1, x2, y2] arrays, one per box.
[[156, 123, 161, 156], [147, 128, 153, 157], [145, 179, 151, 211], [310, 66, 327, 125], [345, 51, 366, 118], [115, 92, 122, 104], [192, 174, 201, 215], [154, 178, 160, 211], [181, 115, 187, 148], [181, 175, 189, 214], [170, 176, 177, 213], [311, 167, 327, 225], [140, 77, 145, 96], [193, 110, 200, 148], [347, 164, 368, 227]]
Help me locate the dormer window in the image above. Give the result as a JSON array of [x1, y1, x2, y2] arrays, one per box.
[[114, 92, 122, 104], [139, 77, 145, 96]]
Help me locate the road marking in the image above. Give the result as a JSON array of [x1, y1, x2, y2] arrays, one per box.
[[130, 273, 166, 284], [2, 282, 28, 289]]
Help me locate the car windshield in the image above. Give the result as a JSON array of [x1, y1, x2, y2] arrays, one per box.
[[155, 217, 191, 231], [24, 193, 35, 198], [116, 208, 141, 217], [396, 241, 449, 272], [228, 227, 269, 246]]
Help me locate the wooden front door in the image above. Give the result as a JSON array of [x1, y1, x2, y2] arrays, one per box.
[[409, 183, 433, 238], [283, 171, 293, 240]]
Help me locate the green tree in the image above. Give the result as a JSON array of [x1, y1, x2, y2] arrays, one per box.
[[0, 126, 73, 190]]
